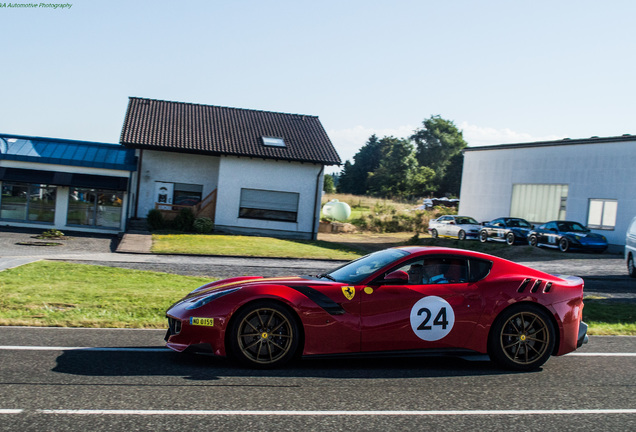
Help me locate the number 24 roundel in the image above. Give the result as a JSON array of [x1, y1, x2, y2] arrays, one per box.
[[409, 296, 455, 341]]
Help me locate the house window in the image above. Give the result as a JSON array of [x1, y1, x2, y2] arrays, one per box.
[[587, 199, 617, 230], [173, 183, 203, 206], [68, 187, 123, 228], [239, 188, 299, 222], [0, 182, 56, 223], [510, 184, 568, 223], [262, 136, 286, 147]]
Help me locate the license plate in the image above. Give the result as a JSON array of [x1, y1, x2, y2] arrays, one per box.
[[190, 317, 214, 327]]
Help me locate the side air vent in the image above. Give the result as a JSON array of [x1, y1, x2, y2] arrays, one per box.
[[517, 278, 532, 293], [544, 282, 553, 293], [531, 279, 543, 293]]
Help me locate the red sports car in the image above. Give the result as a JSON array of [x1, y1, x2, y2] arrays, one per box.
[[165, 246, 588, 371]]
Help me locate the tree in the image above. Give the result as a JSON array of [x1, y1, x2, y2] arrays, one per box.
[[338, 135, 384, 195], [367, 137, 435, 199], [323, 174, 335, 193], [411, 115, 467, 195]]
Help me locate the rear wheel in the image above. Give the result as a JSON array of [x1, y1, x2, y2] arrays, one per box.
[[488, 304, 555, 371], [458, 230, 466, 241], [628, 254, 636, 278], [479, 230, 488, 243], [559, 237, 570, 252], [228, 301, 300, 368], [528, 234, 538, 247], [506, 232, 515, 246], [431, 229, 438, 239]]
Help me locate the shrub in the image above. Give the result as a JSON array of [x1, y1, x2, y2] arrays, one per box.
[[173, 208, 195, 232], [40, 229, 65, 239], [146, 209, 165, 231], [193, 217, 214, 234]]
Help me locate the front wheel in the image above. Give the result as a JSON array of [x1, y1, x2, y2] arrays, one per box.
[[528, 234, 538, 247], [458, 230, 466, 241], [628, 255, 636, 278], [479, 230, 488, 243], [431, 229, 438, 239], [228, 301, 300, 368], [559, 237, 570, 252], [506, 232, 516, 246], [488, 304, 555, 371]]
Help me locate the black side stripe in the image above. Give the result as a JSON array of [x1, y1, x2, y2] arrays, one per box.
[[287, 286, 345, 315]]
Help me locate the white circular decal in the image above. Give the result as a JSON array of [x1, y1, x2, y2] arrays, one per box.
[[409, 296, 455, 341]]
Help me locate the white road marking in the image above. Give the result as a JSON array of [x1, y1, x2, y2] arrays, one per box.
[[0, 346, 167, 352], [31, 409, 636, 416], [0, 410, 23, 414], [566, 352, 636, 357]]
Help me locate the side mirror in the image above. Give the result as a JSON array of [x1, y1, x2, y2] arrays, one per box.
[[380, 270, 409, 284]]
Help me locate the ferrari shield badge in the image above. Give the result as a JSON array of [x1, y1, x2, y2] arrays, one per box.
[[341, 286, 355, 300]]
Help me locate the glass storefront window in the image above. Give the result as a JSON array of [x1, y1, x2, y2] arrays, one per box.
[[68, 188, 123, 228], [0, 182, 55, 223]]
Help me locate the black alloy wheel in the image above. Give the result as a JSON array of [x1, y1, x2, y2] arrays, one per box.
[[559, 237, 570, 252], [228, 301, 300, 368], [628, 255, 636, 278], [528, 234, 538, 247], [488, 304, 555, 371]]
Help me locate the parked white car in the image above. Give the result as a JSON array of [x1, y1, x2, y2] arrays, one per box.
[[626, 216, 636, 278], [428, 215, 481, 240]]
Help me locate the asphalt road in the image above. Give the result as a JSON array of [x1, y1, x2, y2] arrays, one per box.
[[0, 327, 634, 431]]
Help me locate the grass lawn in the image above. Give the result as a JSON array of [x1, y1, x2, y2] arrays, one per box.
[[0, 261, 210, 328], [0, 261, 632, 335], [151, 233, 363, 260]]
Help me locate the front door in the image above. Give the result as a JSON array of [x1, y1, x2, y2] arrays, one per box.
[[154, 182, 174, 210], [360, 257, 484, 352]]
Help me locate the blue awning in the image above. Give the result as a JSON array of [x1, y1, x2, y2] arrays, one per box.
[[0, 134, 137, 171]]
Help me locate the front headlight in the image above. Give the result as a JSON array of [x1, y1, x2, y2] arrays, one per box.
[[185, 288, 240, 310]]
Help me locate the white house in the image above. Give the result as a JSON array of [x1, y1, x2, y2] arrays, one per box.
[[459, 135, 636, 249], [120, 98, 341, 240], [0, 134, 136, 234]]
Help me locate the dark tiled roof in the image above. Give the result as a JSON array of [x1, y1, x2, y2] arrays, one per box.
[[0, 133, 137, 171], [119, 98, 341, 165]]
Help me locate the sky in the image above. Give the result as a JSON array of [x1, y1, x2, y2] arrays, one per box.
[[2, 0, 635, 174]]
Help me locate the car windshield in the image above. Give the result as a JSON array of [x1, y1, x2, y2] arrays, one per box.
[[455, 217, 478, 225], [508, 219, 531, 228], [557, 221, 588, 233], [325, 249, 410, 284]]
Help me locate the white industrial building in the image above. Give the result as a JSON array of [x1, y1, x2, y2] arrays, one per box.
[[458, 135, 636, 249]]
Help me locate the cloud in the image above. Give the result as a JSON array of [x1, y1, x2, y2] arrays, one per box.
[[459, 122, 565, 147]]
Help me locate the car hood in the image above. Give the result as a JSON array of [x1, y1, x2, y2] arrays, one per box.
[[183, 276, 314, 300], [564, 231, 604, 239]]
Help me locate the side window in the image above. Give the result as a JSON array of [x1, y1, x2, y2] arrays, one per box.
[[468, 259, 492, 282], [629, 219, 636, 236], [393, 257, 469, 285]]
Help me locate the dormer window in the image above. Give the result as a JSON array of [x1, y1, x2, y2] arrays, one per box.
[[262, 136, 286, 147]]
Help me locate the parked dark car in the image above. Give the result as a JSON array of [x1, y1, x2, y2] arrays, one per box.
[[528, 220, 608, 253], [479, 217, 533, 245]]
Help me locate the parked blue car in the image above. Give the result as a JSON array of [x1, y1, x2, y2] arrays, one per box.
[[479, 217, 533, 245], [527, 220, 608, 253]]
